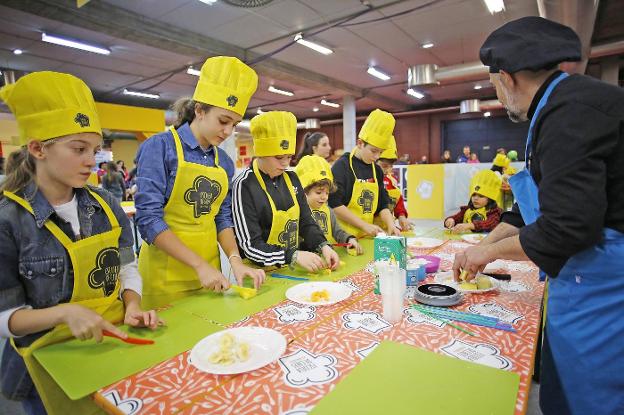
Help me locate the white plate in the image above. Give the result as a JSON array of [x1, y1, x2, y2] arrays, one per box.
[[190, 327, 286, 375], [407, 237, 444, 249], [483, 259, 509, 273], [285, 281, 352, 306], [460, 234, 487, 244], [434, 271, 498, 293]]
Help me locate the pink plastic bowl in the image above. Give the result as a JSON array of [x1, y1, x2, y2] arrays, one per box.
[[411, 255, 441, 273]]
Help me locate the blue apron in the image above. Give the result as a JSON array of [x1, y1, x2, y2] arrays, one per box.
[[509, 72, 624, 415]]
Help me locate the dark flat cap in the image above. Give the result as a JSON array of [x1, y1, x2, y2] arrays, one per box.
[[480, 16, 581, 73]]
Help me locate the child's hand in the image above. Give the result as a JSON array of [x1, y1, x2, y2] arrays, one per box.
[[60, 304, 126, 342], [444, 218, 455, 228], [387, 225, 402, 236], [231, 260, 266, 289], [321, 245, 340, 270], [451, 223, 474, 234], [347, 238, 364, 255], [398, 216, 413, 231], [124, 304, 164, 330], [363, 223, 384, 237], [296, 250, 325, 273], [195, 262, 230, 292]]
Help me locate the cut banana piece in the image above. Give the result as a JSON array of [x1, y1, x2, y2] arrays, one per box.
[[209, 333, 251, 365]]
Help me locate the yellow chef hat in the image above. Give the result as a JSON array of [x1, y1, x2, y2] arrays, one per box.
[[469, 169, 502, 201], [193, 56, 258, 116], [295, 155, 334, 189], [379, 135, 398, 160], [251, 111, 297, 157], [492, 153, 510, 168], [358, 109, 395, 150], [0, 71, 101, 145]]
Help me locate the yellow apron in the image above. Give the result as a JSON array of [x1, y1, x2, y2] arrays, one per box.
[[4, 189, 123, 415], [311, 204, 336, 244], [339, 152, 379, 237], [463, 206, 488, 224], [139, 127, 228, 309], [375, 174, 402, 230], [252, 159, 300, 251]]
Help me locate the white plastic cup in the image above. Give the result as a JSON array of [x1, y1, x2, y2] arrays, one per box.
[[379, 263, 406, 323]]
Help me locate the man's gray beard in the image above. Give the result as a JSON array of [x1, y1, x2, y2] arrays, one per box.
[[506, 109, 528, 123]]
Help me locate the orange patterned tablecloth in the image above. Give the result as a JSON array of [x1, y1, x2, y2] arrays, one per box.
[[96, 240, 544, 415]]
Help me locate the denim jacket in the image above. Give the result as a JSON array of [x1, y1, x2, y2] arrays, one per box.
[[0, 182, 134, 400]]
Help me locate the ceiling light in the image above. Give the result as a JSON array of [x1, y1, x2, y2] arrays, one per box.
[[421, 42, 434, 49], [198, 0, 218, 4], [268, 85, 294, 96], [474, 84, 483, 90], [123, 89, 160, 99], [320, 99, 340, 108], [256, 108, 264, 114], [42, 33, 110, 55], [483, 0, 505, 14], [312, 107, 320, 112], [367, 66, 390, 81], [186, 66, 201, 76], [406, 88, 425, 99], [294, 33, 333, 55], [484, 111, 492, 117], [13, 49, 23, 55]]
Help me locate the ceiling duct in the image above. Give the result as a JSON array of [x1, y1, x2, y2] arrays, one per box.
[[304, 118, 320, 129], [408, 64, 437, 87], [222, 0, 274, 7], [460, 99, 481, 114], [2, 70, 16, 85]]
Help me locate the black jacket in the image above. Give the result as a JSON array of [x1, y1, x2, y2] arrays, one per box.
[[232, 168, 326, 267], [502, 71, 624, 277]]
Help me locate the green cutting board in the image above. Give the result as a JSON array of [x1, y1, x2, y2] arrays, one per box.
[[175, 238, 374, 323], [310, 341, 520, 415], [33, 302, 222, 400], [33, 240, 375, 400]]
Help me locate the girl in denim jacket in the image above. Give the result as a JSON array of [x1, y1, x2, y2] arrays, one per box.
[[0, 71, 162, 415]]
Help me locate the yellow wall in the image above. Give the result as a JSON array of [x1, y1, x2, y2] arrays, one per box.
[[111, 139, 139, 169], [1, 143, 20, 158]]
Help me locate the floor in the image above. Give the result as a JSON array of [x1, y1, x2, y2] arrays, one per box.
[[0, 219, 543, 414]]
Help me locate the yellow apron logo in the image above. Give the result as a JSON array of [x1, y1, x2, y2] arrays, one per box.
[[312, 209, 329, 234], [463, 206, 487, 223], [88, 247, 120, 296], [357, 189, 375, 214], [226, 95, 238, 107], [74, 113, 90, 127], [278, 219, 299, 250], [184, 176, 223, 218]]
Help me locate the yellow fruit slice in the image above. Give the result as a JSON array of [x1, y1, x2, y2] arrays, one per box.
[[347, 247, 358, 256], [476, 276, 493, 290], [459, 282, 478, 291], [230, 285, 257, 299]]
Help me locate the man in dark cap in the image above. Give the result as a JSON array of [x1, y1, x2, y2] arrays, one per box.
[[453, 16, 624, 415]]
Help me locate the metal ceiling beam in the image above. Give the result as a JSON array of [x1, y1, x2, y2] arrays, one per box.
[[537, 0, 601, 74], [1, 0, 407, 110]]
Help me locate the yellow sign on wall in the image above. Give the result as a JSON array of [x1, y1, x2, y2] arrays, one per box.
[[407, 164, 445, 219]]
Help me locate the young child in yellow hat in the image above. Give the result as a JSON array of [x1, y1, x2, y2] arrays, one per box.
[[0, 71, 162, 414], [135, 56, 265, 308], [329, 109, 401, 238], [444, 169, 503, 233], [295, 155, 363, 255], [375, 136, 413, 232], [233, 111, 340, 273]]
